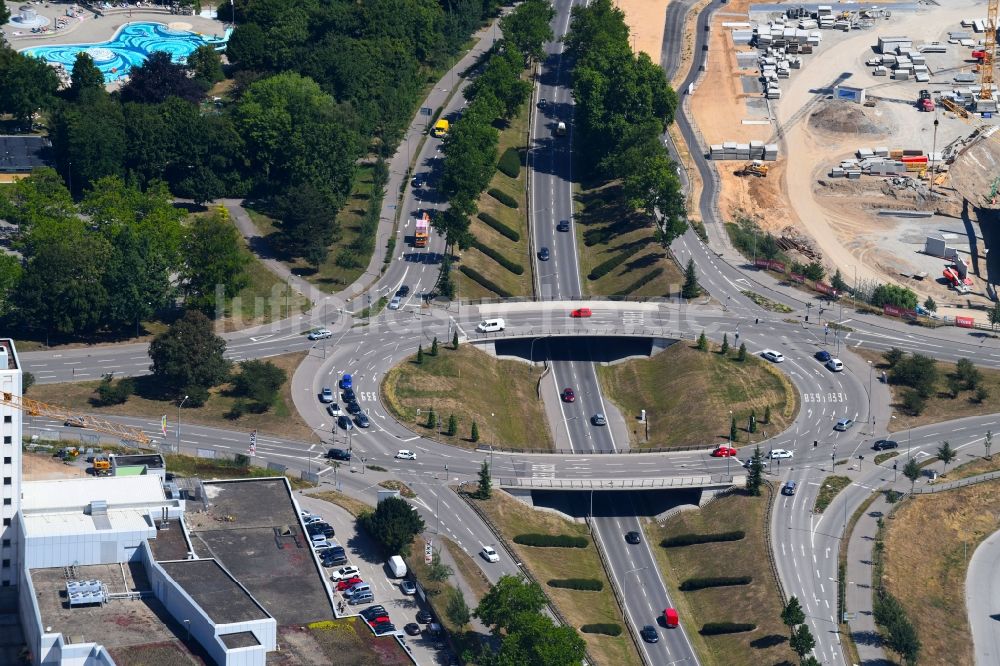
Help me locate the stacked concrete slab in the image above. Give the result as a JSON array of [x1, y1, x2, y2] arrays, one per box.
[[709, 141, 778, 161]]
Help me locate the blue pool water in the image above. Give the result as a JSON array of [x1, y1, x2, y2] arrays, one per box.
[[22, 22, 229, 83]]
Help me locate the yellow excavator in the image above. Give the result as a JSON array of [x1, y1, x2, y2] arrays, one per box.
[[737, 161, 769, 178]]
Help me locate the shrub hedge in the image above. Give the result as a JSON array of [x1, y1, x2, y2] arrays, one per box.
[[700, 622, 756, 636], [497, 148, 521, 178], [615, 267, 664, 296], [588, 246, 640, 281], [478, 212, 520, 242], [679, 576, 752, 591], [472, 240, 524, 275], [661, 531, 745, 548], [580, 623, 622, 636], [488, 187, 519, 209], [459, 266, 513, 297], [513, 533, 589, 548], [547, 578, 604, 591]]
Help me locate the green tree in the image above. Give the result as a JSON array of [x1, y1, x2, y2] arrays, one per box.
[[720, 333, 730, 355], [803, 261, 825, 281], [357, 496, 425, 556], [427, 550, 454, 582], [68, 52, 106, 101], [0, 2, 9, 25], [764, 405, 771, 423], [987, 430, 994, 460], [22, 372, 35, 394], [936, 440, 956, 472], [990, 302, 1000, 330], [0, 49, 60, 125], [232, 360, 287, 412], [50, 90, 126, 195], [884, 614, 920, 666], [500, 0, 555, 63], [273, 182, 340, 266], [697, 330, 708, 351], [789, 623, 815, 660], [452, 329, 459, 349], [485, 611, 586, 666], [746, 445, 764, 496], [426, 407, 436, 429], [890, 353, 938, 398], [471, 421, 480, 443], [446, 588, 471, 627], [737, 342, 747, 361], [447, 414, 457, 436], [947, 375, 963, 399], [883, 347, 904, 368], [93, 374, 135, 406], [187, 44, 225, 87], [870, 283, 918, 310], [955, 358, 981, 390], [748, 409, 757, 433], [830, 268, 848, 293], [477, 460, 492, 499], [730, 415, 738, 444], [431, 337, 439, 356], [923, 295, 937, 312], [120, 51, 203, 104], [902, 458, 921, 492], [901, 389, 926, 415], [801, 657, 822, 666], [417, 344, 424, 364], [148, 310, 231, 396], [182, 207, 250, 313], [682, 257, 700, 299], [781, 596, 806, 637], [0, 254, 23, 318], [475, 575, 548, 635]]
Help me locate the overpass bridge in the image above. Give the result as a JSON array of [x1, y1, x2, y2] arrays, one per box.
[[495, 474, 743, 490]]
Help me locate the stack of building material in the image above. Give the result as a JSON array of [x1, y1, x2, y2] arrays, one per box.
[[733, 29, 754, 45], [735, 143, 751, 160], [709, 142, 778, 161], [710, 145, 724, 159], [750, 140, 765, 159], [919, 42, 947, 53], [950, 30, 971, 40], [877, 36, 911, 53], [874, 146, 890, 157], [764, 144, 778, 160], [857, 147, 875, 159]]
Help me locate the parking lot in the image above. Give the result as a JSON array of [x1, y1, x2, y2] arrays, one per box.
[[295, 493, 455, 665]]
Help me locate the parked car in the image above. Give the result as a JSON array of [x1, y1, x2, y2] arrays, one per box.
[[742, 457, 768, 469], [373, 623, 397, 636], [711, 446, 738, 458], [768, 449, 793, 459], [308, 328, 332, 340], [826, 358, 844, 372], [336, 577, 364, 591], [761, 349, 784, 363], [872, 439, 898, 451], [324, 546, 348, 566], [337, 415, 353, 431], [400, 580, 417, 595], [781, 481, 797, 496], [641, 625, 659, 643], [480, 546, 500, 563], [396, 450, 416, 460], [367, 615, 391, 627], [834, 418, 855, 432], [571, 307, 592, 318], [308, 523, 335, 538], [591, 413, 607, 426], [416, 609, 433, 624], [815, 350, 831, 362], [355, 413, 371, 428], [625, 531, 641, 544], [561, 387, 576, 402], [388, 296, 402, 310], [361, 606, 388, 621], [404, 622, 421, 636], [320, 387, 334, 403], [311, 538, 333, 550]]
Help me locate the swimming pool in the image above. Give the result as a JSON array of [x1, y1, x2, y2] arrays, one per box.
[[22, 22, 230, 83]]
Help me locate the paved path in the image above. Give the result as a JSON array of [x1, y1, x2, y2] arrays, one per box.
[[968, 526, 1000, 666]]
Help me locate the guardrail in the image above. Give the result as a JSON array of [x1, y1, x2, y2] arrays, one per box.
[[761, 479, 786, 605], [495, 476, 735, 489], [457, 485, 598, 666], [479, 442, 714, 454], [911, 468, 1000, 493], [465, 326, 680, 341]]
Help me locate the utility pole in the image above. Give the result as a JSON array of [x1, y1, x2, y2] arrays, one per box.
[[176, 395, 189, 453]]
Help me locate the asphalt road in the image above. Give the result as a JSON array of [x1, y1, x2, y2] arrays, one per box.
[[968, 520, 1000, 665]]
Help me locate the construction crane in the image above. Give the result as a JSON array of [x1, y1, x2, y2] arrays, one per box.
[[0, 392, 151, 446], [980, 0, 998, 103]]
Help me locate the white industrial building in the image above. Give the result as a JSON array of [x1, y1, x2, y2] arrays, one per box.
[[1, 339, 24, 589]]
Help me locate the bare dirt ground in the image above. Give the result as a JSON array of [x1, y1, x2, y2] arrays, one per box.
[[22, 451, 86, 481], [618, 0, 669, 61]]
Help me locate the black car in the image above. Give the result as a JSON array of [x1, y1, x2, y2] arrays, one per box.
[[373, 623, 397, 636], [327, 447, 351, 461], [873, 439, 899, 451], [337, 415, 353, 430], [342, 388, 357, 403], [347, 400, 362, 415], [640, 625, 659, 643], [404, 622, 421, 636], [538, 247, 550, 261], [355, 413, 371, 428], [625, 531, 641, 544], [416, 609, 433, 624], [309, 523, 335, 538], [323, 546, 348, 566], [557, 220, 570, 232], [396, 285, 411, 298], [361, 606, 388, 620]]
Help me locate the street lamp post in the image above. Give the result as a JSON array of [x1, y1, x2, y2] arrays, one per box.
[[867, 360, 873, 435], [176, 395, 189, 452]]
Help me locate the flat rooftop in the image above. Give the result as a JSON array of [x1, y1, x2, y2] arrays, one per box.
[[158, 560, 270, 625], [147, 519, 191, 561], [0, 338, 18, 370], [184, 479, 334, 625], [0, 136, 49, 173], [21, 475, 165, 512], [30, 563, 198, 660], [113, 454, 165, 469]]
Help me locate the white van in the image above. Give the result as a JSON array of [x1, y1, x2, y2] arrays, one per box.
[[477, 318, 505, 332], [388, 555, 407, 578]]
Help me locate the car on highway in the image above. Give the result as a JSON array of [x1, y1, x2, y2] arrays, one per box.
[[825, 358, 844, 372], [346, 400, 362, 415], [591, 413, 607, 426], [400, 580, 417, 595], [336, 576, 364, 591], [326, 403, 341, 417], [625, 531, 641, 544], [538, 247, 550, 261], [742, 457, 767, 469], [354, 413, 370, 428], [416, 609, 433, 624], [872, 439, 898, 451], [388, 296, 402, 310], [308, 328, 333, 340], [557, 220, 570, 232], [480, 546, 500, 563], [767, 449, 793, 459], [781, 481, 797, 496], [761, 349, 784, 363], [331, 565, 360, 581], [64, 417, 85, 428], [320, 387, 334, 403], [327, 447, 351, 461], [340, 374, 353, 390], [396, 450, 417, 460], [561, 388, 576, 402], [404, 622, 421, 636], [337, 415, 353, 431], [396, 285, 410, 298], [711, 446, 738, 457], [640, 625, 659, 643], [815, 350, 831, 363], [833, 418, 855, 432], [537, 98, 547, 108], [570, 307, 592, 318]]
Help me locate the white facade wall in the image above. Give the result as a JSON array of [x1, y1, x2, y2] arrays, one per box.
[[1, 339, 22, 587], [22, 524, 156, 569]]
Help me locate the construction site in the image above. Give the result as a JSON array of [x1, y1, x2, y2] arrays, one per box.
[[690, 0, 1000, 318]]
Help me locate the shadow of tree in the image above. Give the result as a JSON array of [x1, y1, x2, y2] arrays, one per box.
[[749, 634, 787, 649]]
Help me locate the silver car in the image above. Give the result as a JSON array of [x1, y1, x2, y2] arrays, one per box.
[[592, 413, 607, 426]]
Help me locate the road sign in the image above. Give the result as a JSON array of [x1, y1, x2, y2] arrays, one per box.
[[842, 612, 855, 621], [425, 541, 433, 564], [420, 107, 432, 116]]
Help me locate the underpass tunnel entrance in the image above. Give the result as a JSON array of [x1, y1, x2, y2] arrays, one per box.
[[529, 488, 704, 519], [495, 336, 674, 364]]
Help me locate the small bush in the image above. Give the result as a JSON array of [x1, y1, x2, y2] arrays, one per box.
[[547, 578, 603, 591], [459, 266, 513, 297], [583, 226, 613, 247], [661, 531, 745, 547], [478, 212, 520, 241], [680, 576, 752, 591], [497, 147, 521, 178], [488, 187, 519, 209], [588, 246, 641, 281], [580, 623, 622, 636], [700, 622, 756, 636], [615, 267, 664, 296], [514, 533, 589, 548], [93, 375, 135, 406], [472, 240, 524, 275]]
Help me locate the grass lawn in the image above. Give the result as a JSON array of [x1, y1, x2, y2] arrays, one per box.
[[270, 618, 411, 666], [942, 454, 1000, 482], [26, 352, 316, 442], [380, 344, 552, 450], [882, 479, 1000, 666], [573, 180, 684, 298], [308, 490, 374, 518], [858, 348, 1000, 432], [163, 453, 314, 490], [456, 96, 533, 299], [813, 475, 851, 513], [470, 490, 642, 666], [596, 341, 797, 449], [246, 165, 378, 295], [646, 489, 794, 666]]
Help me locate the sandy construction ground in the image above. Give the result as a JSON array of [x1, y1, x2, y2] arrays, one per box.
[[23, 451, 86, 481], [618, 0, 669, 61]]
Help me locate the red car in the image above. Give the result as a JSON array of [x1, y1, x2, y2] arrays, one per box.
[[561, 388, 576, 402], [336, 576, 363, 591], [368, 616, 391, 627], [711, 446, 738, 458], [570, 307, 593, 318]]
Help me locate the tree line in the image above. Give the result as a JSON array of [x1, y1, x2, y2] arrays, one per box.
[[565, 0, 686, 245]]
